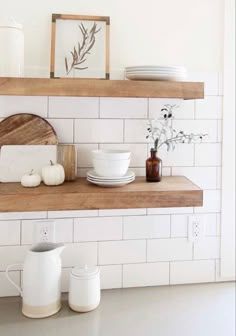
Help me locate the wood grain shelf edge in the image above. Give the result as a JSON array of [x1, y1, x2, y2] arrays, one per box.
[[0, 176, 203, 212], [0, 78, 204, 99]]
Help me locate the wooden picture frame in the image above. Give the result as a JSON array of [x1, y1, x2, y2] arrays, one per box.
[[50, 14, 110, 79]]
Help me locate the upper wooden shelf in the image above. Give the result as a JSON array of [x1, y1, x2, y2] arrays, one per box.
[[0, 78, 204, 100], [0, 176, 203, 212]]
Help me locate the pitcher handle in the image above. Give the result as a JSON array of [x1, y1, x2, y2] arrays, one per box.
[[5, 264, 23, 296]]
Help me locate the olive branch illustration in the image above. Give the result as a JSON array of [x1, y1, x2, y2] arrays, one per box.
[[65, 22, 101, 75]]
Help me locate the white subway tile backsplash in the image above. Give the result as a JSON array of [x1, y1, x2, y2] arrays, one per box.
[[171, 214, 217, 238], [172, 119, 217, 143], [99, 240, 146, 265], [204, 214, 218, 236], [170, 260, 215, 284], [147, 238, 192, 262], [0, 245, 29, 271], [48, 210, 99, 218], [47, 119, 74, 143], [100, 143, 148, 167], [124, 119, 149, 143], [123, 262, 169, 287], [171, 215, 188, 238], [162, 167, 172, 176], [21, 219, 73, 244], [98, 209, 146, 217], [0, 96, 48, 118], [0, 212, 47, 220], [49, 97, 99, 118], [0, 79, 223, 296], [77, 168, 90, 177], [75, 119, 123, 143], [124, 215, 170, 239], [149, 98, 194, 119], [0, 271, 21, 297], [0, 221, 20, 246], [147, 207, 194, 215], [100, 98, 148, 119], [195, 96, 222, 119], [195, 143, 222, 166], [74, 217, 122, 242], [76, 144, 99, 168], [194, 237, 220, 260], [62, 243, 97, 268], [172, 167, 217, 189], [158, 144, 194, 167], [100, 265, 122, 289], [130, 168, 146, 176], [195, 190, 221, 213]]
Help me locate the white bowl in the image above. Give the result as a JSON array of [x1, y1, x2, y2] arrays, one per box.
[[92, 158, 130, 177], [92, 150, 131, 161]]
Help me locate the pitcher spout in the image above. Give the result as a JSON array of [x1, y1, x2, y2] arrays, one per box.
[[30, 242, 65, 254]]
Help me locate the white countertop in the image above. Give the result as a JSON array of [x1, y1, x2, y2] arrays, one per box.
[[0, 282, 235, 336]]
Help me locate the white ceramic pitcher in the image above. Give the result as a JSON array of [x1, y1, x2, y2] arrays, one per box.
[[6, 242, 65, 319]]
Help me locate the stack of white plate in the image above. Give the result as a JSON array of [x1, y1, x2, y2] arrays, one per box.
[[87, 170, 135, 187], [125, 65, 187, 81]]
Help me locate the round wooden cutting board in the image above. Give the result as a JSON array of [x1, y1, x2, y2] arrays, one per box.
[[0, 113, 58, 146]]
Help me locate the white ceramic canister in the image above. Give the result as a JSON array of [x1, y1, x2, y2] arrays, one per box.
[[69, 265, 100, 312], [0, 17, 24, 77]]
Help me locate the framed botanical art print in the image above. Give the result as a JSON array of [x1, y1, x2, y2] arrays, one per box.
[[50, 14, 110, 79]]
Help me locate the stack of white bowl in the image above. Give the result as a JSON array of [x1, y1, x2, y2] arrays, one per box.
[[87, 150, 135, 187]]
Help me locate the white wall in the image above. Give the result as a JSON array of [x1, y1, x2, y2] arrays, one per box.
[[0, 0, 224, 77]]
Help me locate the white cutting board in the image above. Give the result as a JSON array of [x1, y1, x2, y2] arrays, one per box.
[[0, 145, 57, 182]]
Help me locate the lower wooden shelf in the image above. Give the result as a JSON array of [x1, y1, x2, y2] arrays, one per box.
[[0, 176, 203, 212]]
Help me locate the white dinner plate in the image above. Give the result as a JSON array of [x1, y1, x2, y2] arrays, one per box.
[[125, 65, 187, 72], [125, 68, 187, 74], [125, 73, 187, 81], [87, 170, 135, 181], [88, 176, 134, 182], [87, 177, 135, 187]]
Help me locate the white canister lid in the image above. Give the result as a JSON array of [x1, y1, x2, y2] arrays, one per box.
[[0, 16, 23, 29], [71, 265, 99, 278]]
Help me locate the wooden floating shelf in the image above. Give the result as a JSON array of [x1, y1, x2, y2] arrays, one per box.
[[0, 176, 203, 212], [0, 78, 204, 100]]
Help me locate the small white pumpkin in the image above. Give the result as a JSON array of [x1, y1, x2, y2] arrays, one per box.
[[42, 160, 65, 186], [21, 170, 41, 188]]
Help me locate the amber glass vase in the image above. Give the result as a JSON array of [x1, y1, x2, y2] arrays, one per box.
[[146, 149, 162, 182]]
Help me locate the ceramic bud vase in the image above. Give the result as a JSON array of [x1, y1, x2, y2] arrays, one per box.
[[146, 148, 162, 182]]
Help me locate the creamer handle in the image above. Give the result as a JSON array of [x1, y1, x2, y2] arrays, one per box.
[[5, 264, 23, 296]]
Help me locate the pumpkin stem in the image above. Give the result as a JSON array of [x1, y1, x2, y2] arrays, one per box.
[[29, 169, 34, 175], [50, 160, 54, 166]]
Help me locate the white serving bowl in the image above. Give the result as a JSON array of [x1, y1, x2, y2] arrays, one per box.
[[92, 149, 131, 161], [92, 158, 130, 177]]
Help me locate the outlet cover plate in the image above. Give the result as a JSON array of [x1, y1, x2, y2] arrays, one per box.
[[188, 215, 205, 243], [34, 220, 56, 243]]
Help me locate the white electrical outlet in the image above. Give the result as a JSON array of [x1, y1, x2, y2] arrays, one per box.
[[34, 220, 56, 243], [188, 215, 205, 243]]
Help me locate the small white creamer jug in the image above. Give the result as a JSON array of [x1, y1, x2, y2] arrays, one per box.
[[6, 242, 65, 318]]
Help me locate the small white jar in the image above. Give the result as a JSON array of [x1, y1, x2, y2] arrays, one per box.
[[0, 17, 24, 77], [68, 265, 100, 312]]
